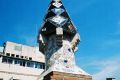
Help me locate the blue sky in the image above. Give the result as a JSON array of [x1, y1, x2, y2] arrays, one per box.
[[0, 0, 120, 80]]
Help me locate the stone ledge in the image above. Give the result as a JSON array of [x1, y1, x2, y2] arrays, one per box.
[[44, 71, 92, 80]]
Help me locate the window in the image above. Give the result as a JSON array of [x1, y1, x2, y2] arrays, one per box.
[[43, 64, 45, 69], [40, 64, 43, 69], [6, 53, 10, 56], [15, 60, 26, 67], [2, 57, 13, 64], [20, 60, 26, 67], [23, 61, 26, 67], [16, 55, 19, 58], [35, 63, 40, 69], [11, 54, 15, 57], [15, 60, 20, 65], [41, 63, 45, 69], [8, 59, 13, 64], [27, 62, 34, 68], [35, 63, 45, 69], [21, 56, 24, 59], [29, 57, 32, 60], [25, 56, 28, 59], [2, 57, 7, 63]]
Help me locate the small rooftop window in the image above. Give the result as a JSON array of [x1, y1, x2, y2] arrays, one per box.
[[29, 57, 32, 60], [16, 55, 19, 58], [21, 56, 24, 59], [11, 54, 15, 57], [25, 56, 28, 59], [6, 53, 10, 56]]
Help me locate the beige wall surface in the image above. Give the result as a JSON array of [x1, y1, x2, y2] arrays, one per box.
[[0, 72, 37, 80], [0, 63, 44, 80], [4, 41, 45, 63]]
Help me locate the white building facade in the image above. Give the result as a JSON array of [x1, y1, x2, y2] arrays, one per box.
[[0, 41, 45, 80]]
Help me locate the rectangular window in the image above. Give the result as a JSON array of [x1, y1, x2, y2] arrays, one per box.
[[35, 63, 40, 69], [2, 57, 7, 63], [8, 59, 13, 64], [29, 57, 32, 60], [6, 53, 10, 56], [11, 54, 15, 57], [35, 63, 45, 69], [22, 61, 26, 67], [20, 60, 23, 66], [37, 63, 41, 69], [16, 55, 19, 58], [2, 57, 13, 64], [15, 60, 20, 65], [27, 62, 34, 68], [20, 60, 26, 67], [40, 64, 43, 69], [43, 64, 45, 69]]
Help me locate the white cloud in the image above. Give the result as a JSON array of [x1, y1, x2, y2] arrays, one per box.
[[92, 55, 120, 80]]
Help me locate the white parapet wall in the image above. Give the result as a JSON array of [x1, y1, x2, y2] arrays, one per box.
[[4, 41, 45, 63]]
